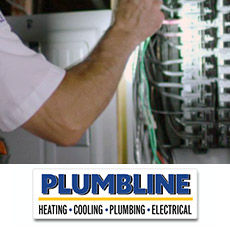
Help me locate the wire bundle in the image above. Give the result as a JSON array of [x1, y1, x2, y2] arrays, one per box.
[[133, 0, 203, 164], [133, 34, 182, 164], [138, 39, 160, 164]]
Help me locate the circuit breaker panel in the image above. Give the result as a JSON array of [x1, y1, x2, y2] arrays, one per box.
[[133, 0, 230, 163]]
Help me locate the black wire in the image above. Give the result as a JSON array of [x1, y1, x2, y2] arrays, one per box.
[[147, 34, 181, 161], [167, 115, 202, 140], [152, 109, 183, 115], [157, 141, 174, 164], [134, 25, 185, 163]]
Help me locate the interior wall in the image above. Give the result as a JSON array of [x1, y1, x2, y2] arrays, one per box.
[[1, 0, 111, 15], [34, 0, 110, 13]]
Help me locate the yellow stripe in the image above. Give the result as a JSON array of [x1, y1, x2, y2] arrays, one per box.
[[39, 197, 193, 201]]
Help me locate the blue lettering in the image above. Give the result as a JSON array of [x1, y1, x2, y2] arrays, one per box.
[[117, 174, 133, 194], [42, 174, 58, 194], [177, 174, 191, 194], [134, 174, 147, 194], [156, 174, 176, 194], [147, 174, 155, 194], [92, 174, 115, 194], [72, 174, 91, 195], [59, 174, 72, 194]]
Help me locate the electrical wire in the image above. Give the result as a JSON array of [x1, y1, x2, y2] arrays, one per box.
[[163, 19, 181, 25], [157, 151, 166, 164], [159, 91, 185, 101], [179, 0, 206, 3], [158, 32, 182, 38], [139, 39, 161, 164], [138, 36, 186, 163], [167, 115, 202, 140], [6, 0, 28, 14], [162, 59, 183, 65], [163, 70, 184, 77], [151, 109, 183, 115], [145, 31, 185, 160], [161, 5, 181, 13]]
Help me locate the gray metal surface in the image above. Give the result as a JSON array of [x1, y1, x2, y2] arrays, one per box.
[[173, 149, 230, 164]]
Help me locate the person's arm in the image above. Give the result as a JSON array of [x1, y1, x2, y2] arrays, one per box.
[[23, 0, 164, 146]]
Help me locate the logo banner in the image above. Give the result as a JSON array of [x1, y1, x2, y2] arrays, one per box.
[[33, 167, 198, 219]]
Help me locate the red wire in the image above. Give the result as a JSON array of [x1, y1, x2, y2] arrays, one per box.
[[157, 151, 166, 164]]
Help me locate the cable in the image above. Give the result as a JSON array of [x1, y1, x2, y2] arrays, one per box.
[[139, 39, 161, 164], [147, 54, 177, 163], [159, 91, 185, 101], [156, 83, 183, 88], [6, 0, 27, 14], [163, 19, 181, 25], [144, 57, 182, 66], [162, 59, 183, 65], [163, 70, 184, 77], [143, 61, 184, 87], [157, 151, 166, 164], [179, 0, 206, 3], [168, 115, 202, 140], [155, 33, 182, 50], [161, 5, 181, 13], [158, 31, 182, 38], [151, 109, 183, 115]]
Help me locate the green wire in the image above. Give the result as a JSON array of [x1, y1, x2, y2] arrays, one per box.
[[139, 38, 161, 164]]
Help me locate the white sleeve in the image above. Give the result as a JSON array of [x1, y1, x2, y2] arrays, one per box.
[[0, 11, 66, 132]]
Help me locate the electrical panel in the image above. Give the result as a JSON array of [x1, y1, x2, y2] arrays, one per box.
[[133, 0, 230, 163]]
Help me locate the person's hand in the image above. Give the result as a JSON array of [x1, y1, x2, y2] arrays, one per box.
[[113, 0, 164, 46]]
